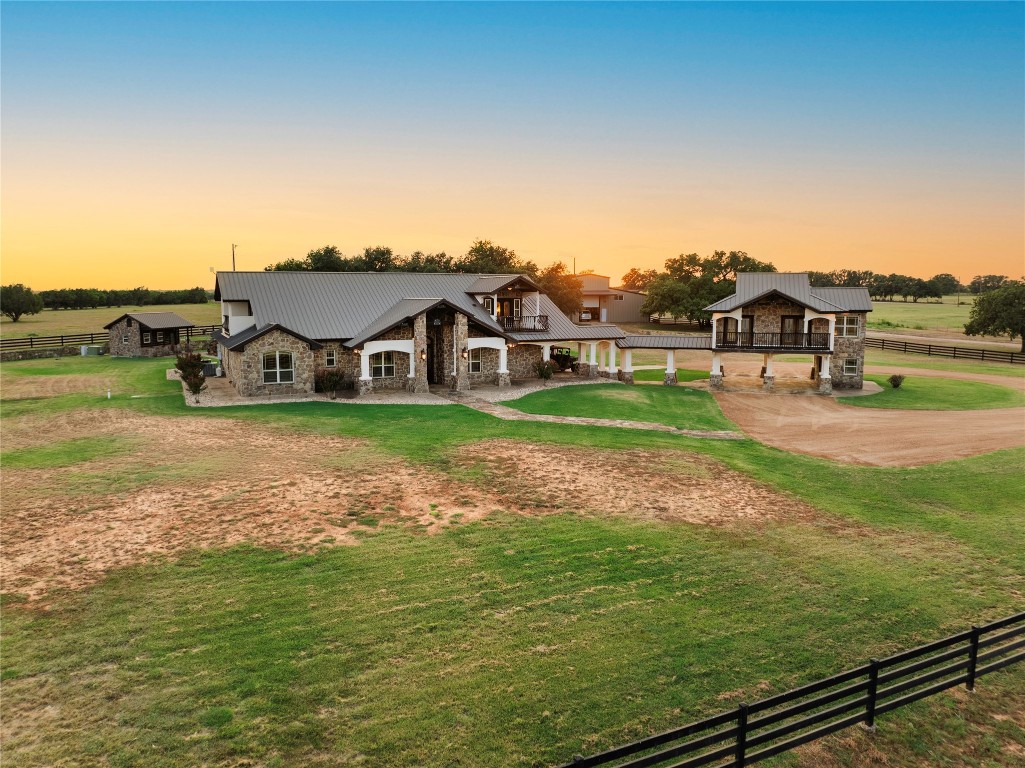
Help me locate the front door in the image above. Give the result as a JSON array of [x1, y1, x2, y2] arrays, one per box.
[[780, 315, 803, 347], [427, 330, 443, 384]]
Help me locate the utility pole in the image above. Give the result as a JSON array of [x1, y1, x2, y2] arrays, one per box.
[[231, 244, 237, 271]]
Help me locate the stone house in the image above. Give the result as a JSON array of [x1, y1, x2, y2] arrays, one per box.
[[104, 312, 195, 357], [704, 273, 872, 393], [212, 271, 624, 398]]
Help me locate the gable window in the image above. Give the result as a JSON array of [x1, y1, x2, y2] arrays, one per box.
[[263, 351, 294, 384], [843, 358, 859, 376], [370, 351, 395, 378], [468, 347, 482, 373], [836, 316, 860, 337], [142, 332, 151, 344], [325, 349, 336, 368]]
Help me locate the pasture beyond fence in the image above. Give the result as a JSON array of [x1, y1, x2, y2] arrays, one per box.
[[0, 325, 221, 352], [558, 612, 1024, 768], [865, 336, 1023, 364]]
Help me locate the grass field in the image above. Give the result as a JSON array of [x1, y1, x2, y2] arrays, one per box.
[[2, 355, 1023, 767], [0, 302, 222, 338], [839, 375, 1025, 410], [867, 295, 971, 333]]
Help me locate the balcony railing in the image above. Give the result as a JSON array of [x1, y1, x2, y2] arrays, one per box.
[[497, 315, 549, 332], [716, 331, 832, 351]]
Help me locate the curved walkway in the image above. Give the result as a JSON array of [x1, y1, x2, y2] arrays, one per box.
[[444, 392, 744, 440]]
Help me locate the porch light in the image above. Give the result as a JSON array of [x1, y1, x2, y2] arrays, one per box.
[[461, 347, 468, 360], [420, 350, 427, 361], [432, 318, 442, 326]]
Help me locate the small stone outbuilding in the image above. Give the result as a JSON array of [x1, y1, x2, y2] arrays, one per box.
[[104, 312, 196, 357]]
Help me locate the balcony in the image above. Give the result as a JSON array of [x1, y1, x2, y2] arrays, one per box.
[[715, 331, 831, 352], [497, 315, 549, 332]]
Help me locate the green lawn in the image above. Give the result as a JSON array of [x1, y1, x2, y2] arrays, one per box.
[[632, 367, 709, 383], [839, 374, 1025, 410], [503, 382, 732, 431], [2, 356, 1023, 767], [867, 295, 971, 333], [0, 302, 221, 338]]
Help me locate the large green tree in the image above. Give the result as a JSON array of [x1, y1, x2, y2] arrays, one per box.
[[0, 284, 44, 322], [454, 240, 537, 277], [534, 262, 583, 316], [619, 268, 659, 291], [964, 281, 1025, 352]]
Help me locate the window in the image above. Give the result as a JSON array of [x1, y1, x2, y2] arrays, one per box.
[[513, 298, 521, 318], [836, 316, 860, 337], [142, 332, 151, 344], [325, 349, 336, 368], [262, 351, 294, 384], [483, 297, 494, 313], [370, 351, 395, 378], [468, 347, 482, 373], [613, 294, 624, 301], [122, 335, 130, 344], [843, 358, 859, 375], [156, 331, 165, 343]]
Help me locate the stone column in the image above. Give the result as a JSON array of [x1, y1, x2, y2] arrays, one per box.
[[710, 353, 724, 391], [358, 351, 373, 396], [619, 349, 634, 384], [663, 349, 677, 386], [818, 354, 832, 395], [496, 345, 511, 387], [450, 313, 470, 391], [410, 313, 429, 393], [763, 353, 775, 392]]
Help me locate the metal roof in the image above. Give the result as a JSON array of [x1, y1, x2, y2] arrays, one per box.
[[615, 335, 713, 350], [466, 275, 543, 294], [220, 323, 323, 352], [103, 311, 195, 330], [214, 271, 625, 344], [705, 273, 870, 313]]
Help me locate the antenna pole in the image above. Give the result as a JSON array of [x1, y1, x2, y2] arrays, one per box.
[[232, 244, 237, 271]]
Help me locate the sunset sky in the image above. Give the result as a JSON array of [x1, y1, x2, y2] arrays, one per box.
[[2, 2, 1022, 290]]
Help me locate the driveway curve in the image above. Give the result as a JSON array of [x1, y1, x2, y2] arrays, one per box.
[[714, 393, 1025, 467]]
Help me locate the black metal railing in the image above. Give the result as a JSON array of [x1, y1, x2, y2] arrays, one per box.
[[716, 332, 831, 350], [498, 315, 549, 332], [556, 612, 1024, 768]]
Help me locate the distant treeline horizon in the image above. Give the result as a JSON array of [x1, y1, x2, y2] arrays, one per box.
[[34, 287, 211, 310]]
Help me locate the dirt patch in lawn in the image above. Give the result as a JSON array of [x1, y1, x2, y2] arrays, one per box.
[[714, 394, 1025, 466], [1, 413, 830, 601], [453, 439, 824, 527], [0, 373, 118, 400]]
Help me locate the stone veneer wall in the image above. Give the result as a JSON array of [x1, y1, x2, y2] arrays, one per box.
[[507, 345, 543, 378], [750, 297, 806, 334], [108, 318, 142, 357], [226, 329, 316, 397], [830, 313, 867, 389], [312, 343, 360, 383]]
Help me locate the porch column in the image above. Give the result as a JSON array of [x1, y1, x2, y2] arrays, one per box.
[[542, 344, 552, 362], [763, 353, 775, 392], [607, 344, 617, 377], [818, 354, 832, 395], [535, 291, 541, 315], [710, 315, 718, 348], [664, 349, 677, 386], [710, 353, 723, 391], [451, 313, 470, 391], [586, 342, 598, 378], [410, 313, 429, 394], [358, 351, 373, 396], [620, 349, 634, 384], [497, 344, 511, 387]]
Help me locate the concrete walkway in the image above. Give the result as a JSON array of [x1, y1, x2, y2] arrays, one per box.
[[442, 391, 745, 440]]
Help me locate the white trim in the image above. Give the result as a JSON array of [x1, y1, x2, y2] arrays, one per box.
[[360, 339, 414, 381], [466, 337, 505, 351], [325, 349, 337, 368]]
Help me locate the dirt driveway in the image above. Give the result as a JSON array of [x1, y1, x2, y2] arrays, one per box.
[[715, 394, 1025, 466]]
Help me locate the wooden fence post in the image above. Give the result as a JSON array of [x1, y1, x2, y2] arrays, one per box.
[[966, 626, 981, 692], [736, 703, 748, 767], [865, 659, 879, 731]]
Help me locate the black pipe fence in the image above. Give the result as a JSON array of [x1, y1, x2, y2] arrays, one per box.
[[865, 337, 1023, 364], [0, 325, 221, 351], [558, 612, 1024, 768]]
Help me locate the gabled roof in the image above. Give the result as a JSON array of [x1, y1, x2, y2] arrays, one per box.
[[704, 273, 872, 313], [104, 311, 195, 330], [345, 298, 513, 348], [214, 271, 626, 344], [219, 323, 323, 352], [466, 274, 543, 294]]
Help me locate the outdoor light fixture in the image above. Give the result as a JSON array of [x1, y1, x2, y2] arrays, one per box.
[[461, 347, 468, 360], [420, 350, 427, 361], [432, 318, 442, 326]]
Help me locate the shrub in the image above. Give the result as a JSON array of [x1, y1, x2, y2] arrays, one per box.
[[535, 360, 558, 381], [315, 367, 348, 396], [888, 374, 905, 389], [182, 371, 206, 397], [175, 351, 205, 380]]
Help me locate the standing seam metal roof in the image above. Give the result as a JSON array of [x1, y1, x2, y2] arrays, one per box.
[[103, 311, 195, 330], [704, 273, 872, 313]]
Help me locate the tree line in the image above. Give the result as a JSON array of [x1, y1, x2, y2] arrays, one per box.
[[0, 285, 211, 322], [264, 241, 585, 315]]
